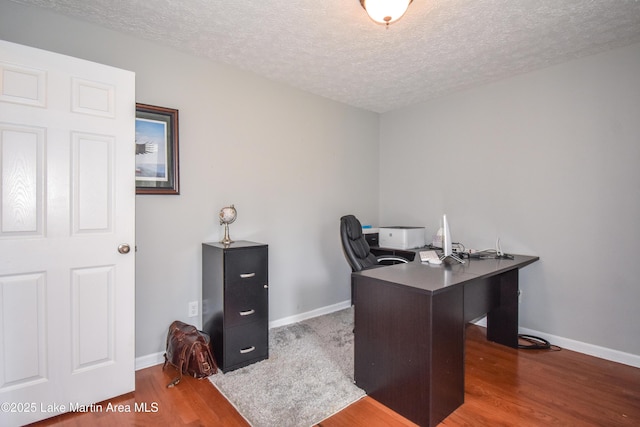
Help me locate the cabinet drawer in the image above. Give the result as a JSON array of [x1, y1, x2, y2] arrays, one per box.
[[225, 247, 268, 285], [224, 323, 268, 370], [225, 281, 268, 327]]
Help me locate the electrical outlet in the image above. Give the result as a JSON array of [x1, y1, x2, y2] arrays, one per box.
[[188, 301, 198, 317]]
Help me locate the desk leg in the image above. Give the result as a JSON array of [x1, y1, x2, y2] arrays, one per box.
[[350, 276, 355, 306], [354, 276, 464, 427], [486, 268, 519, 348]]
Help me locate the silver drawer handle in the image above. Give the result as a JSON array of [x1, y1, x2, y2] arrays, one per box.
[[240, 346, 255, 354], [239, 309, 255, 316], [240, 273, 256, 279]]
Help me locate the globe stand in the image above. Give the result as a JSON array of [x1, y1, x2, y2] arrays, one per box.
[[219, 205, 237, 246], [220, 223, 233, 246]]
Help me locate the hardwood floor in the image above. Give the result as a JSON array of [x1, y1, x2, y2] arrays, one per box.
[[30, 363, 248, 427], [31, 325, 640, 426]]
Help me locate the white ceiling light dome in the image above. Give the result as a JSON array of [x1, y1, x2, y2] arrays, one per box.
[[360, 0, 413, 26]]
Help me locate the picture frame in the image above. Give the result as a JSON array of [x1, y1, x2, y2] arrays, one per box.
[[135, 103, 180, 195]]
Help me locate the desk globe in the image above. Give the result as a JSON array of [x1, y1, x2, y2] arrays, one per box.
[[219, 205, 237, 245]]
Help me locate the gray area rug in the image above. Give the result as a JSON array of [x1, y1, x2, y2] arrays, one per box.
[[209, 307, 365, 427]]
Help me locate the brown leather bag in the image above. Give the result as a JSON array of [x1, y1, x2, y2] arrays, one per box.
[[163, 320, 218, 387]]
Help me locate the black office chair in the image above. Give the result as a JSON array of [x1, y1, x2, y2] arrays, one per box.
[[340, 214, 408, 272]]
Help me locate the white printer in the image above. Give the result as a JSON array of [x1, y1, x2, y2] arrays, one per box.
[[378, 226, 426, 250]]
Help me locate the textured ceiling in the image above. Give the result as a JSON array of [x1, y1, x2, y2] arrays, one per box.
[[10, 0, 640, 112]]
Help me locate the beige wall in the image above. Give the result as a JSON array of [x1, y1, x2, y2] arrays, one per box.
[[0, 0, 380, 359], [379, 42, 640, 359]]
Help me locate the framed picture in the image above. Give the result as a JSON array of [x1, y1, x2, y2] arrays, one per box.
[[135, 103, 180, 194]]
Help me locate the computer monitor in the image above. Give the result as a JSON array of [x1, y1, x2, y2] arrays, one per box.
[[442, 214, 452, 257], [440, 214, 464, 263]]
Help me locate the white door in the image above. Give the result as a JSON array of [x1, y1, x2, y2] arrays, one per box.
[[0, 40, 135, 426]]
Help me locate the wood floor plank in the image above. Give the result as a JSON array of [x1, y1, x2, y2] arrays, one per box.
[[28, 364, 249, 427], [317, 396, 418, 426], [29, 325, 640, 426], [439, 326, 640, 427]]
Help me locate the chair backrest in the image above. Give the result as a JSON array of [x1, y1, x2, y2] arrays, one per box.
[[340, 215, 379, 272]]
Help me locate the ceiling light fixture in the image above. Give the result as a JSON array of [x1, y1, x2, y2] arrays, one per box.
[[360, 0, 413, 27]]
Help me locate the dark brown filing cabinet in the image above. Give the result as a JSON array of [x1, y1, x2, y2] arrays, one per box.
[[202, 240, 268, 372]]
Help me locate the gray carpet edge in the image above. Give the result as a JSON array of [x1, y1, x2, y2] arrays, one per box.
[[209, 307, 365, 427]]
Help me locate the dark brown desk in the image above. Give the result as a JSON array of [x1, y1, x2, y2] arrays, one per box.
[[352, 254, 539, 427]]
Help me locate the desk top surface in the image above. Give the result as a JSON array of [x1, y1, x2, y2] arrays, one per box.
[[353, 254, 539, 293]]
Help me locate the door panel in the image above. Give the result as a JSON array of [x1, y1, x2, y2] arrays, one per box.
[[71, 266, 114, 371], [72, 132, 113, 233], [0, 40, 135, 426], [0, 124, 44, 236], [0, 273, 47, 388], [71, 77, 115, 118], [0, 62, 46, 107]]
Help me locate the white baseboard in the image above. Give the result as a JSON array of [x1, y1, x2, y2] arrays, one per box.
[[134, 300, 353, 371], [516, 326, 640, 368], [473, 317, 640, 368], [268, 300, 352, 329], [135, 351, 165, 371], [136, 301, 639, 371]]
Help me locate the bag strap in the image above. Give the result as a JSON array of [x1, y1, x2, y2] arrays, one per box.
[[166, 344, 189, 388], [190, 341, 218, 377], [194, 331, 218, 375], [202, 341, 218, 374]]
